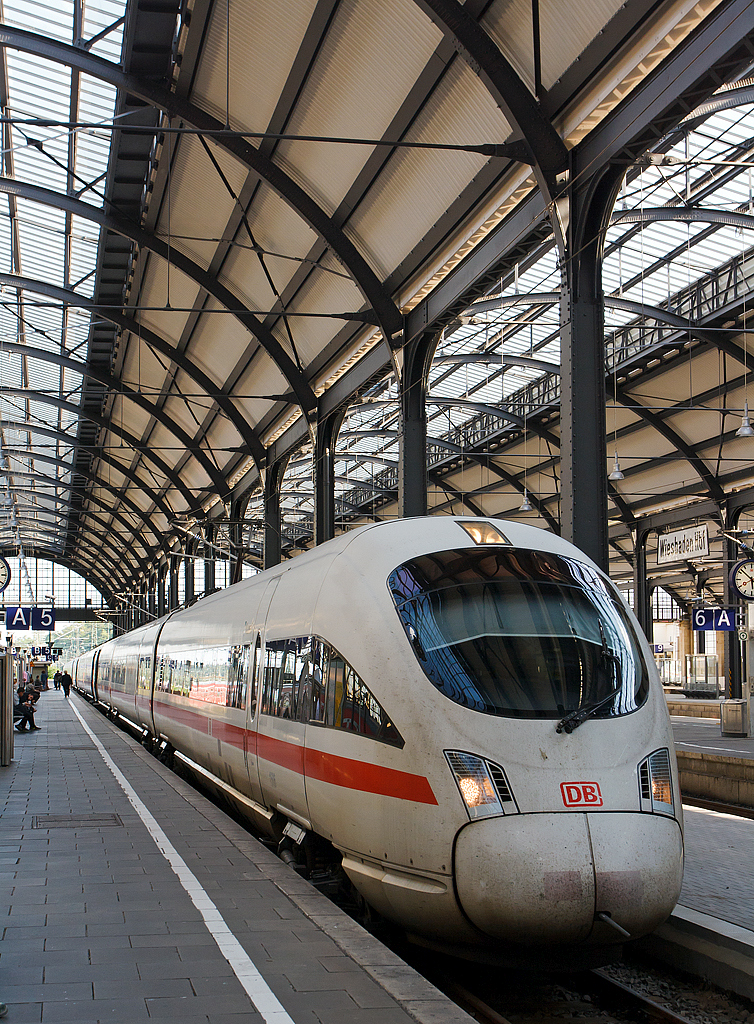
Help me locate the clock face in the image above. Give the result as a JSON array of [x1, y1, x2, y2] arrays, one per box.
[[0, 556, 10, 594], [732, 559, 754, 600]]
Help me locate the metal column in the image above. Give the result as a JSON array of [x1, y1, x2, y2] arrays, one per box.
[[633, 525, 653, 642], [184, 539, 195, 606], [558, 162, 624, 571], [0, 649, 13, 765], [230, 497, 247, 584], [264, 457, 288, 569], [204, 524, 216, 595], [315, 412, 344, 546], [399, 330, 440, 519]]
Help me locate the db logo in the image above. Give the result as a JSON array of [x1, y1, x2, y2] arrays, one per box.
[[560, 781, 603, 807]]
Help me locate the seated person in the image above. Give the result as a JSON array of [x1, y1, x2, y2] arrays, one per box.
[[13, 688, 38, 731]]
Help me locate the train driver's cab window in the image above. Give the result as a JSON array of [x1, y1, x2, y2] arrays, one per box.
[[389, 547, 649, 721]]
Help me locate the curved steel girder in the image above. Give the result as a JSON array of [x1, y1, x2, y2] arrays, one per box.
[[427, 396, 561, 447], [612, 207, 754, 234], [428, 473, 485, 517], [0, 522, 120, 600], [0, 477, 153, 574], [0, 495, 131, 590], [607, 295, 754, 372], [0, 387, 199, 511], [469, 291, 754, 372], [0, 27, 402, 344], [616, 392, 725, 503], [0, 178, 311, 434], [0, 295, 229, 498], [0, 449, 163, 559], [0, 420, 177, 527], [410, 0, 568, 190]]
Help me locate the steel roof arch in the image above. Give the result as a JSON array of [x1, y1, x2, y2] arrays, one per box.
[[0, 477, 157, 570], [0, 326, 229, 500], [0, 178, 314, 434], [0, 25, 403, 345], [0, 494, 132, 591], [0, 421, 177, 528], [0, 449, 164, 560], [0, 386, 200, 512]]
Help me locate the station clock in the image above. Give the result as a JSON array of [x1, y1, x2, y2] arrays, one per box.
[[0, 556, 9, 594], [730, 558, 754, 601]]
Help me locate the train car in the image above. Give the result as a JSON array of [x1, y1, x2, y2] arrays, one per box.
[[74, 517, 683, 963]]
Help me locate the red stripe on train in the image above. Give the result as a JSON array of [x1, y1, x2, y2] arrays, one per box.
[[150, 700, 436, 805], [304, 747, 437, 804]]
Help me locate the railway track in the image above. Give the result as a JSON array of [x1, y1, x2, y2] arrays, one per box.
[[429, 965, 714, 1024]]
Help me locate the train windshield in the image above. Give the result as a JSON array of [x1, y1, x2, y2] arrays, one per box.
[[388, 548, 648, 720]]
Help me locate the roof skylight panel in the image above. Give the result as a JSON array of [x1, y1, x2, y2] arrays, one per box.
[[4, 0, 73, 40]]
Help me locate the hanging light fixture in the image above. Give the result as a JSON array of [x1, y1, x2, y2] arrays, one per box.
[[519, 489, 534, 512], [608, 451, 625, 481], [737, 399, 754, 438]]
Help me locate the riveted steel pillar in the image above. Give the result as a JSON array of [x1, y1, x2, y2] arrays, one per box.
[[157, 564, 167, 618], [168, 557, 180, 609], [264, 457, 289, 569], [184, 538, 195, 606], [724, 511, 743, 699], [315, 411, 345, 546], [400, 330, 440, 519], [558, 162, 624, 571], [204, 524, 216, 594], [230, 497, 248, 584], [633, 525, 653, 642]]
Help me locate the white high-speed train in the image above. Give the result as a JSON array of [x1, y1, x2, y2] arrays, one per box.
[[73, 516, 683, 961]]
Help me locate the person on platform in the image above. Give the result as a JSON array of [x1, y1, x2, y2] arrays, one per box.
[[60, 670, 72, 698], [53, 670, 61, 690], [14, 686, 38, 731]]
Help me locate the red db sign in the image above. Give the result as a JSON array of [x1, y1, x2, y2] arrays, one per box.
[[560, 781, 603, 807]]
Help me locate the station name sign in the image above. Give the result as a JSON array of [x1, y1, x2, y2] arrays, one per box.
[[657, 525, 708, 565]]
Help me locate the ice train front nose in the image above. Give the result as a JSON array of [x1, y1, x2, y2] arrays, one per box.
[[454, 812, 683, 945]]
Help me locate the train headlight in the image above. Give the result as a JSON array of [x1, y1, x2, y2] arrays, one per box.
[[638, 748, 674, 816], [445, 751, 518, 819]]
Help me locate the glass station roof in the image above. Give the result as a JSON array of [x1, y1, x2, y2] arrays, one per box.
[[0, 0, 124, 558]]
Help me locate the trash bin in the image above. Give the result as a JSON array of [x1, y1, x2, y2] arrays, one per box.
[[720, 699, 748, 737]]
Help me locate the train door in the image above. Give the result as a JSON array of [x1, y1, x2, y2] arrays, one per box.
[[257, 636, 310, 826], [246, 577, 278, 808], [91, 649, 100, 702], [243, 633, 261, 788]]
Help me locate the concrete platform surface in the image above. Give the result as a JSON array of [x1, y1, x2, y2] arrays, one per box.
[[672, 714, 754, 760], [0, 690, 473, 1024]]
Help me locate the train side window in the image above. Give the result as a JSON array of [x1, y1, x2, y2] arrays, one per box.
[[137, 654, 151, 693], [262, 640, 285, 715], [326, 652, 346, 728], [295, 639, 314, 723], [250, 635, 260, 715], [319, 639, 403, 747], [227, 645, 249, 710], [308, 639, 328, 723]]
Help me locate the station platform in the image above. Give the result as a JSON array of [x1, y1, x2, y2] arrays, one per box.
[[0, 690, 472, 1024]]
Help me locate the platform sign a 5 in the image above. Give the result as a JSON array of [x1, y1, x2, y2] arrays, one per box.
[[4, 607, 55, 630]]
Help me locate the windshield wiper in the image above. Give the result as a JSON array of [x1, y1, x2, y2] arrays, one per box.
[[556, 683, 622, 734]]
